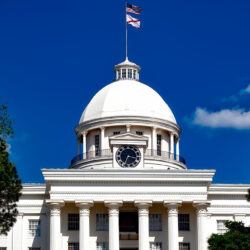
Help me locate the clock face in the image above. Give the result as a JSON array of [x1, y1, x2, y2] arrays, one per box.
[[116, 145, 141, 168]]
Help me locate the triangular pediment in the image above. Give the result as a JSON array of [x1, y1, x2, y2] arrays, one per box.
[[109, 132, 148, 146]]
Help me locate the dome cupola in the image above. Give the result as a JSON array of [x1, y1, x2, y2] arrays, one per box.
[[114, 57, 141, 81]]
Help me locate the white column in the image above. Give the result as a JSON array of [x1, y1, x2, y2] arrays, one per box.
[[176, 138, 180, 161], [170, 132, 174, 159], [100, 127, 105, 154], [164, 201, 181, 250], [105, 201, 123, 250], [82, 131, 87, 159], [76, 201, 93, 250], [12, 213, 23, 250], [135, 201, 152, 250], [193, 201, 210, 250], [151, 127, 156, 155], [46, 200, 64, 250]]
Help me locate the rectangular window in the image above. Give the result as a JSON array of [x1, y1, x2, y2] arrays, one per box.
[[136, 131, 143, 136], [113, 131, 120, 135], [133, 70, 136, 79], [122, 69, 126, 79], [149, 214, 162, 231], [157, 134, 161, 156], [150, 242, 162, 250], [68, 214, 79, 231], [128, 69, 132, 78], [95, 134, 100, 156], [29, 220, 41, 237], [68, 243, 79, 250], [178, 214, 190, 231], [96, 242, 109, 250], [118, 69, 121, 79], [96, 214, 108, 231], [179, 242, 190, 250], [29, 248, 41, 250], [217, 220, 227, 234]]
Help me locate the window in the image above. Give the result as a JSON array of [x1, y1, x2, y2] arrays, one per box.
[[68, 214, 79, 231], [122, 69, 126, 78], [157, 134, 161, 156], [113, 131, 120, 135], [96, 214, 108, 231], [136, 131, 143, 136], [178, 214, 190, 231], [149, 214, 162, 231], [133, 70, 136, 79], [150, 242, 162, 250], [96, 242, 109, 250], [217, 220, 227, 234], [179, 242, 190, 250], [29, 220, 41, 237], [128, 69, 132, 78], [29, 248, 41, 250], [117, 69, 121, 79], [95, 135, 100, 156], [68, 243, 79, 250]]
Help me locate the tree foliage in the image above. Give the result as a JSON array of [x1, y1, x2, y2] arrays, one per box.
[[247, 189, 250, 201], [208, 221, 250, 250], [0, 104, 22, 235]]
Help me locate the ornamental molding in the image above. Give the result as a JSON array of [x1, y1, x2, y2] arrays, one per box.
[[75, 115, 181, 136], [210, 205, 250, 208]]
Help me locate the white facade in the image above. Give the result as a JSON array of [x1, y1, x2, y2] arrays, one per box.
[[1, 59, 250, 250]]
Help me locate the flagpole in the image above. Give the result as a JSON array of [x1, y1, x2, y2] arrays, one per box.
[[125, 1, 128, 59]]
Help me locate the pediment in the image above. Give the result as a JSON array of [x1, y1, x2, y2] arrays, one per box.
[[109, 132, 148, 146]]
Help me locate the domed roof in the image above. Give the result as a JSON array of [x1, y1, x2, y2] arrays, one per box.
[[80, 79, 177, 124]]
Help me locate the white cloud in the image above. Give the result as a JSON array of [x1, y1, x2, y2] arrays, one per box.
[[222, 84, 250, 102], [193, 107, 250, 129]]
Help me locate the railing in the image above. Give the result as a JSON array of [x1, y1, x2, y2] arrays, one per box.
[[71, 149, 112, 165], [71, 149, 186, 165], [145, 149, 186, 165]]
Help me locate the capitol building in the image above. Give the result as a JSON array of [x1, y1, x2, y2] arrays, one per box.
[[0, 58, 250, 250]]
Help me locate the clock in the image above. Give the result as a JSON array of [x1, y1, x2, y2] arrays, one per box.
[[116, 145, 141, 168]]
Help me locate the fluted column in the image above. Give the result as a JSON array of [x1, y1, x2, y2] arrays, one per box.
[[105, 201, 123, 250], [135, 201, 152, 250], [193, 201, 210, 250], [164, 201, 182, 250], [46, 200, 64, 250], [76, 201, 93, 250]]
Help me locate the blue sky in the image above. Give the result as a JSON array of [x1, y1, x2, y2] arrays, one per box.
[[1, 0, 250, 184]]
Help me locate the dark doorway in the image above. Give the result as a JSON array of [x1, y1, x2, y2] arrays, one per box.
[[119, 212, 138, 233]]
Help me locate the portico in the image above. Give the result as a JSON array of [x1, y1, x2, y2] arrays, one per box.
[[43, 168, 214, 250]]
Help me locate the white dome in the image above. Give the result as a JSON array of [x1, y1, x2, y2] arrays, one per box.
[[80, 80, 177, 124]]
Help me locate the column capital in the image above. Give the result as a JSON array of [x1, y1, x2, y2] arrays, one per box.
[[135, 200, 152, 216], [152, 126, 157, 131], [76, 200, 93, 216], [164, 201, 182, 217], [105, 201, 123, 215], [81, 130, 88, 136], [46, 200, 64, 216], [193, 201, 210, 216]]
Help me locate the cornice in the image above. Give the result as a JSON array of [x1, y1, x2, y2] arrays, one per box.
[[41, 169, 215, 183], [75, 115, 181, 136], [21, 184, 47, 195]]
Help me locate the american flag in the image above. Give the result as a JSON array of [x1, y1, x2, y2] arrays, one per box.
[[126, 3, 142, 15]]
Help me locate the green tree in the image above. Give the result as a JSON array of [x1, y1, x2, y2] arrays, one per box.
[[0, 104, 22, 235], [208, 221, 250, 250], [247, 189, 250, 201]]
